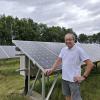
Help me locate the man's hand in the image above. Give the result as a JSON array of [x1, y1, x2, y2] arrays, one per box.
[[74, 60, 93, 83], [44, 57, 62, 76], [74, 76, 85, 83], [44, 68, 53, 76]]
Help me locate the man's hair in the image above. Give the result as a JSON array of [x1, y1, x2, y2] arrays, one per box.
[[65, 33, 76, 41]]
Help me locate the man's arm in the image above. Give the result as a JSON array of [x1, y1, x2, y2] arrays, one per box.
[[44, 57, 62, 76], [82, 59, 94, 77], [74, 59, 94, 83]]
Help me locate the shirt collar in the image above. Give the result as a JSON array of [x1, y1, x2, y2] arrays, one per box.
[[67, 44, 76, 50]]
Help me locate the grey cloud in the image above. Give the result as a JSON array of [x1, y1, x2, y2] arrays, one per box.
[[72, 16, 100, 34], [3, 0, 63, 6], [0, 0, 100, 35]]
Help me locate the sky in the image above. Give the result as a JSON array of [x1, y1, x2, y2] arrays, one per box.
[[0, 0, 100, 35]]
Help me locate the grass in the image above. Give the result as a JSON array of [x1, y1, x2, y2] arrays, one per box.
[[34, 63, 100, 100], [34, 74, 100, 100], [0, 59, 100, 100], [0, 59, 29, 100], [81, 75, 100, 100]]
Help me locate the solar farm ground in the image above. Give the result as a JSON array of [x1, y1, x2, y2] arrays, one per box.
[[0, 59, 100, 100]]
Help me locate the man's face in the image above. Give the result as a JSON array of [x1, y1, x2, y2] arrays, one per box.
[[65, 34, 75, 48]]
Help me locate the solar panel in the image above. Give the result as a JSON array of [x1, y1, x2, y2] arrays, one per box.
[[40, 42, 65, 55], [79, 43, 100, 62], [0, 47, 8, 59], [0, 46, 18, 59], [13, 40, 100, 71], [12, 40, 60, 69]]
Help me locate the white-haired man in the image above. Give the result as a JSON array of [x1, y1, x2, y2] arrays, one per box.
[[45, 33, 94, 100]]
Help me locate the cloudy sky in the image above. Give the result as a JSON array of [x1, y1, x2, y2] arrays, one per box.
[[0, 0, 100, 35]]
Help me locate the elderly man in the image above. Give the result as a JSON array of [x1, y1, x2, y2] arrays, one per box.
[[45, 33, 94, 100]]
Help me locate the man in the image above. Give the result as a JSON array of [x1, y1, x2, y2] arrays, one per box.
[[44, 33, 94, 100]]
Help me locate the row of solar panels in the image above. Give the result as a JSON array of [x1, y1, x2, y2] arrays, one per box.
[[13, 40, 100, 71], [0, 46, 18, 59], [0, 41, 100, 69]]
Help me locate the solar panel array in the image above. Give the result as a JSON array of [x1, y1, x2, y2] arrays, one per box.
[[0, 46, 18, 59], [78, 43, 100, 62], [13, 40, 100, 71], [13, 41, 60, 69]]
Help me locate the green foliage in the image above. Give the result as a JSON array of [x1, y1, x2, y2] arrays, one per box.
[[78, 33, 88, 43], [0, 59, 29, 100], [34, 64, 100, 100], [34, 73, 100, 100], [0, 59, 100, 100], [78, 33, 100, 43], [0, 14, 99, 44], [0, 15, 77, 45]]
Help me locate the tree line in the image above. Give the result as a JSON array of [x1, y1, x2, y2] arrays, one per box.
[[78, 33, 100, 43], [0, 15, 99, 45]]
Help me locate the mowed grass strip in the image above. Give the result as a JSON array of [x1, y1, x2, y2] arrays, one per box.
[[0, 59, 29, 100]]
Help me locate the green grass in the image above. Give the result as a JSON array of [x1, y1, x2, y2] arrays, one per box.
[[34, 63, 100, 100], [34, 74, 100, 100], [81, 75, 100, 100], [0, 59, 100, 100], [0, 59, 29, 100]]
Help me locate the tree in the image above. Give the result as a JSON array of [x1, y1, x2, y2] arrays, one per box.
[[78, 34, 88, 43], [0, 14, 99, 45]]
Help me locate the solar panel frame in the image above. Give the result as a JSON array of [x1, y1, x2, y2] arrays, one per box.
[[13, 40, 100, 73], [12, 40, 45, 72], [13, 41, 63, 71], [12, 40, 100, 99]]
